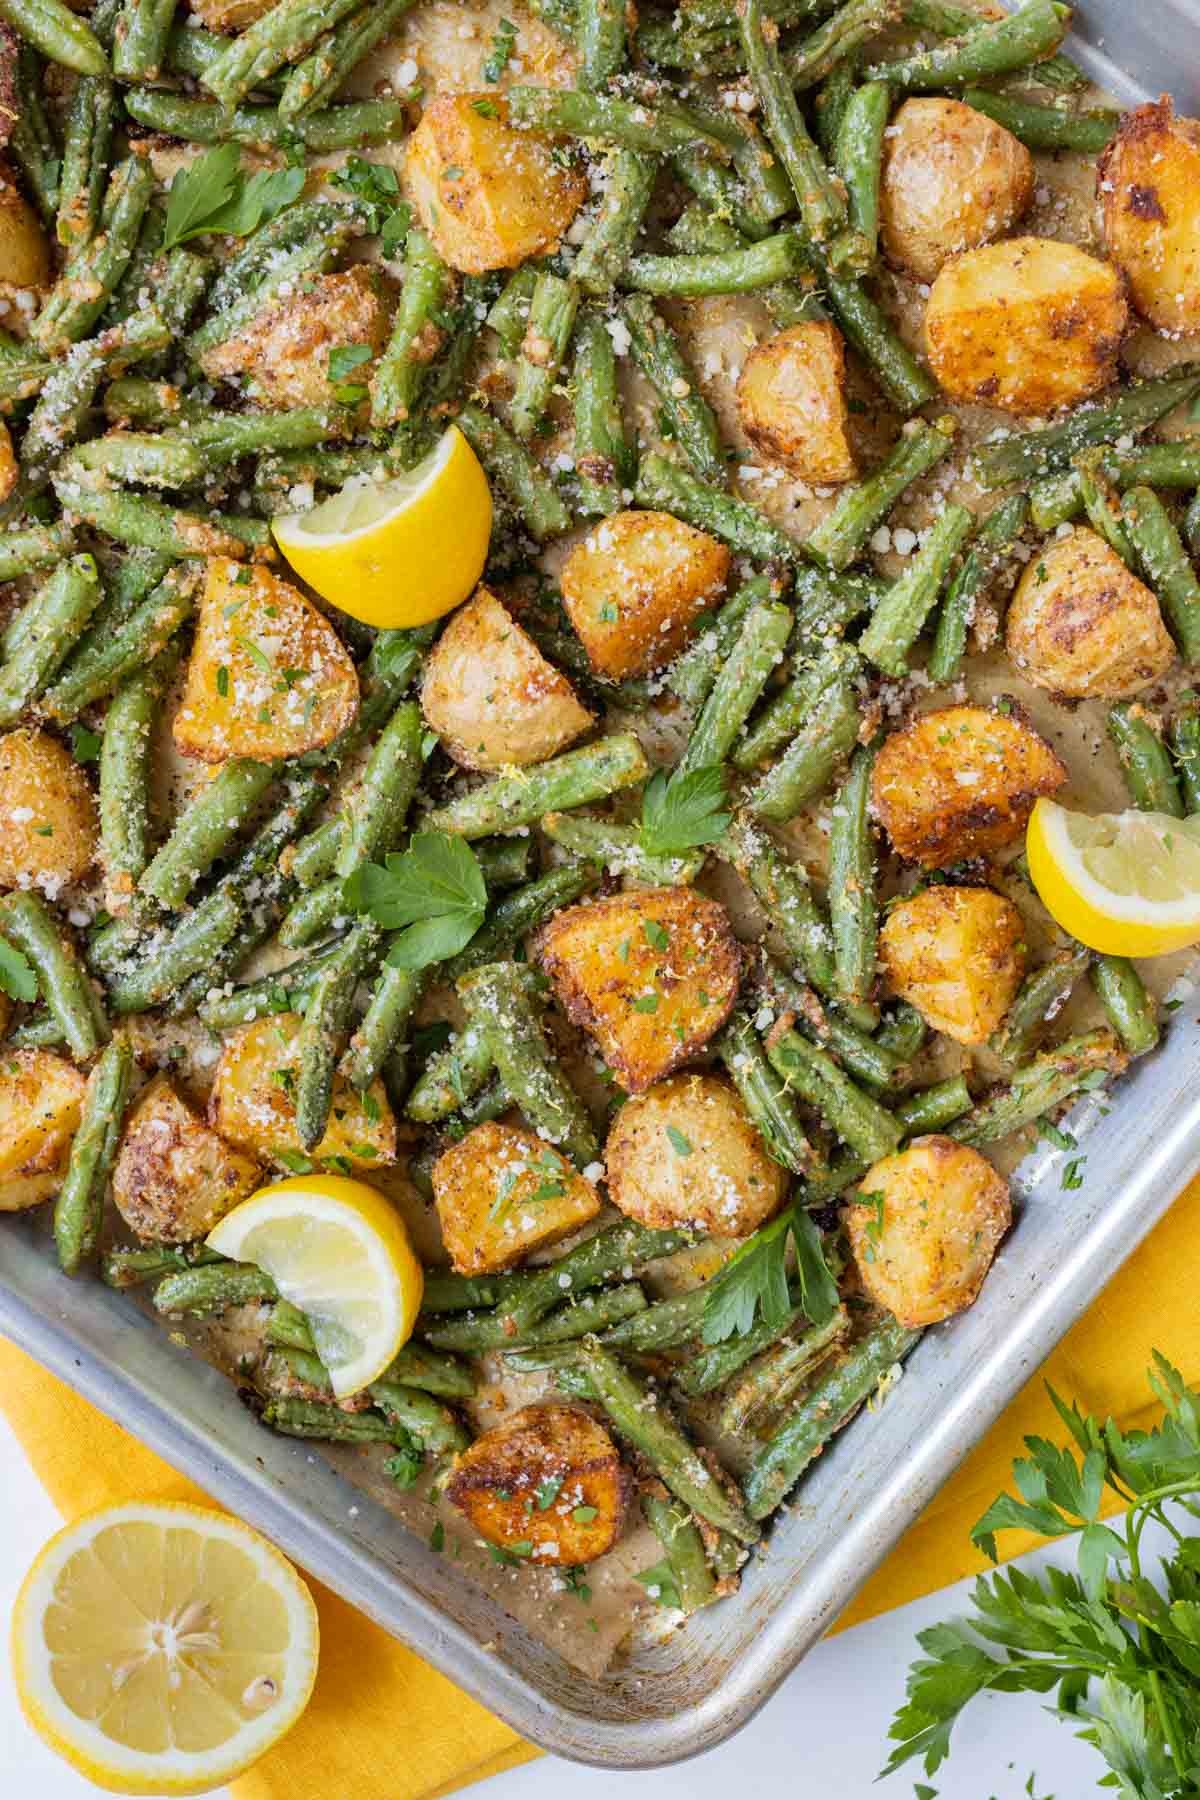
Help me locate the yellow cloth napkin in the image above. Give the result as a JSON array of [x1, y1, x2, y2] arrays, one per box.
[[3, 1171, 1199, 1798]]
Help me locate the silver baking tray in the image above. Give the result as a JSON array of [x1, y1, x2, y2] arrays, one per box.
[[4, 0, 1200, 1768]]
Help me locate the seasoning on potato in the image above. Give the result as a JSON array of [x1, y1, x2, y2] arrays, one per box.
[[605, 1073, 788, 1235], [880, 97, 1034, 282], [1006, 528, 1176, 698]]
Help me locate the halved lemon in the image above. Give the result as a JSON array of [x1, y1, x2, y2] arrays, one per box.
[[12, 1500, 318, 1795], [207, 1174, 423, 1397], [1027, 797, 1200, 955], [272, 424, 492, 628]]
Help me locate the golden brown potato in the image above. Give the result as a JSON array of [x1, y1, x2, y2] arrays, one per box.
[[536, 888, 741, 1093], [1099, 98, 1200, 335], [925, 237, 1127, 414], [174, 558, 359, 762], [209, 1015, 396, 1172], [199, 266, 392, 410], [1006, 526, 1175, 698], [431, 1120, 602, 1275], [0, 158, 50, 323], [879, 97, 1034, 283], [406, 94, 588, 274], [880, 886, 1026, 1047], [559, 511, 731, 680], [847, 1136, 1011, 1326], [420, 586, 593, 771], [872, 704, 1066, 867], [0, 1051, 85, 1198], [0, 728, 97, 894], [446, 1403, 632, 1565], [113, 1075, 262, 1245], [735, 322, 856, 483], [605, 1073, 787, 1235], [0, 419, 16, 502]]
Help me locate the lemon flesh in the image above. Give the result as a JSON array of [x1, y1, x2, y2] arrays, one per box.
[[1027, 798, 1200, 955], [272, 425, 491, 629]]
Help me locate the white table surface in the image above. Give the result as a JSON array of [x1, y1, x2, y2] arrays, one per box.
[[0, 1403, 1103, 1797]]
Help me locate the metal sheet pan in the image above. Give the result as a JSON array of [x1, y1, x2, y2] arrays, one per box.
[[4, 0, 1200, 1768]]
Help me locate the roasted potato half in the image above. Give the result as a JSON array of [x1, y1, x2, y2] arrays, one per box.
[[1099, 98, 1200, 334], [431, 1120, 602, 1275], [420, 587, 594, 771], [925, 237, 1127, 414], [1006, 527, 1175, 698], [0, 727, 98, 893], [173, 558, 359, 762], [0, 157, 50, 310], [200, 266, 393, 411], [0, 418, 16, 502], [406, 94, 588, 274], [879, 97, 1034, 282], [559, 510, 731, 680], [735, 322, 856, 484], [113, 1075, 262, 1245], [872, 704, 1066, 867], [847, 1136, 1011, 1327], [446, 1402, 632, 1565], [0, 1050, 85, 1202], [209, 1014, 396, 1172], [605, 1073, 788, 1235], [536, 888, 741, 1092], [880, 886, 1026, 1047]]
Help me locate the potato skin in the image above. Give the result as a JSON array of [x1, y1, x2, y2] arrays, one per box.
[[925, 236, 1127, 414], [432, 1120, 602, 1275], [0, 1050, 85, 1200], [199, 266, 392, 410], [880, 886, 1026, 1047], [847, 1136, 1011, 1327], [605, 1073, 788, 1235], [872, 703, 1066, 867], [559, 510, 730, 680], [174, 558, 359, 762], [446, 1403, 632, 1565], [0, 727, 97, 894], [209, 1014, 396, 1171], [1006, 526, 1175, 698], [420, 586, 593, 772], [536, 888, 741, 1093], [880, 97, 1034, 283], [406, 94, 587, 274], [113, 1076, 262, 1245], [735, 322, 856, 483], [1099, 98, 1200, 335]]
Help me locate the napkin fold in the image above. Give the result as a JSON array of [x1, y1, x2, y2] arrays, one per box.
[[3, 1170, 1198, 1798]]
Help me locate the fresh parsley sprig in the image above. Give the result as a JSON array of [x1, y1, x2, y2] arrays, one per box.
[[344, 831, 487, 969], [0, 938, 38, 1003], [883, 1352, 1200, 1796], [701, 1203, 839, 1344], [639, 765, 731, 859], [161, 144, 305, 251]]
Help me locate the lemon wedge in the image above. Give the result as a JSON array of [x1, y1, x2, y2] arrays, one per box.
[[1026, 797, 1200, 955], [207, 1174, 423, 1397], [272, 425, 492, 628], [12, 1500, 318, 1795]]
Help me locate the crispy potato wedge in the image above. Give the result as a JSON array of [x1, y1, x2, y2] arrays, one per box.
[[432, 1119, 602, 1275], [880, 886, 1026, 1047], [559, 510, 730, 680], [1006, 526, 1175, 698], [446, 1402, 632, 1564], [872, 703, 1066, 867], [605, 1073, 787, 1235], [113, 1075, 262, 1245], [1099, 97, 1200, 334], [173, 558, 359, 762], [0, 1159, 67, 1212], [421, 586, 594, 771], [0, 728, 97, 894], [879, 97, 1034, 282], [199, 266, 393, 411], [536, 888, 741, 1092], [735, 322, 856, 484], [406, 93, 587, 274], [209, 1014, 396, 1172], [0, 1050, 85, 1182], [847, 1136, 1011, 1326], [925, 236, 1127, 414]]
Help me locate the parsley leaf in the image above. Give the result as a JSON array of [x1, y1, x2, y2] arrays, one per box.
[[482, 15, 517, 82], [328, 156, 412, 253], [639, 764, 730, 857], [328, 343, 373, 383], [701, 1204, 838, 1344], [383, 1434, 424, 1489], [634, 1560, 682, 1609], [346, 832, 487, 969], [0, 939, 38, 1003], [666, 1125, 693, 1156], [162, 146, 304, 251], [69, 723, 102, 764]]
